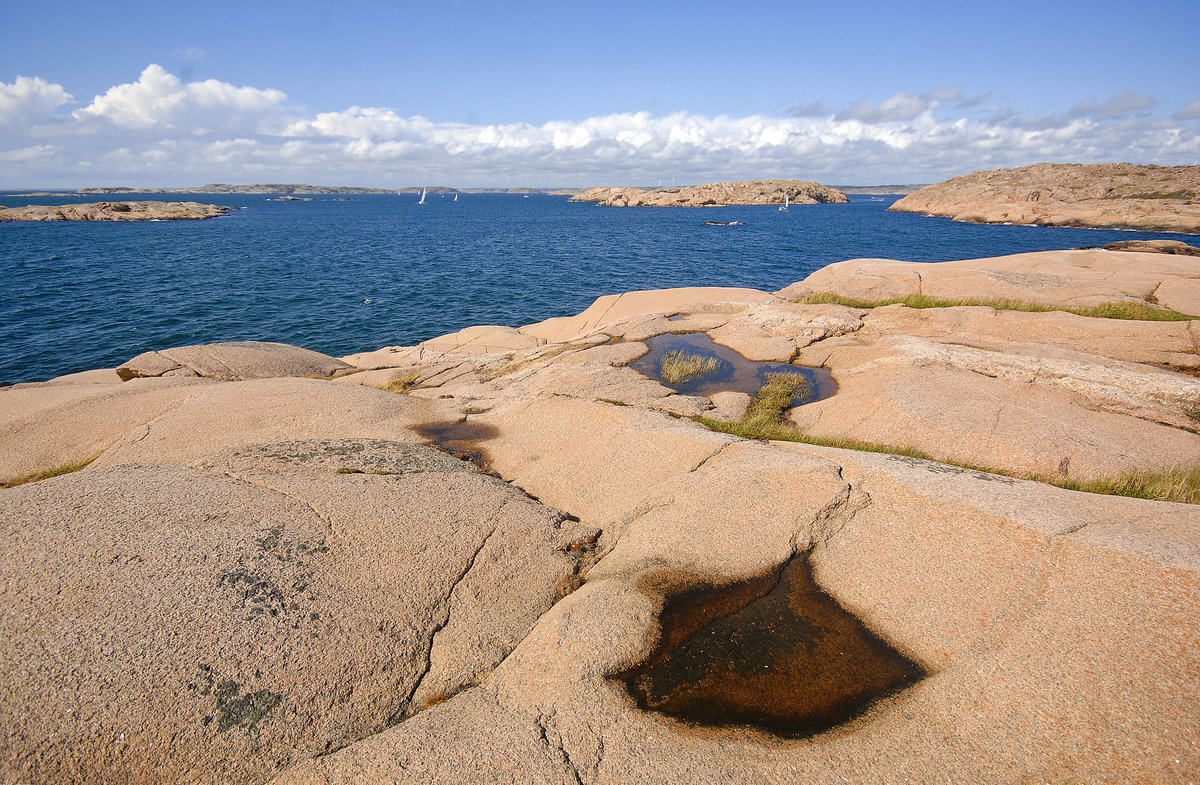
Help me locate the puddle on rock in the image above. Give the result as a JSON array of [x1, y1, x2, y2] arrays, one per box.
[[628, 332, 835, 403], [619, 555, 925, 737], [415, 420, 498, 470]]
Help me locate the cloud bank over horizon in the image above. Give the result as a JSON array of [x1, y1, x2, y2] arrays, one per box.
[[2, 65, 1198, 188]]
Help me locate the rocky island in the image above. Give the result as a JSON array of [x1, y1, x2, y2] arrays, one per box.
[[0, 201, 233, 222], [3, 246, 1200, 784], [890, 162, 1200, 233], [570, 179, 849, 207]]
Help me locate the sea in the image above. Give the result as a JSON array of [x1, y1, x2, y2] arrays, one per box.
[[0, 191, 1189, 386]]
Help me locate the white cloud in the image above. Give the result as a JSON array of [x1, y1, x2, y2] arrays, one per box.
[[0, 76, 72, 125], [0, 143, 58, 162], [73, 64, 286, 130], [4, 65, 1199, 187]]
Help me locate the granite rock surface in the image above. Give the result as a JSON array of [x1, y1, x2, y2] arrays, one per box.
[[2, 248, 1199, 783]]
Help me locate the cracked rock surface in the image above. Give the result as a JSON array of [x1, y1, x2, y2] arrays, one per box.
[[0, 440, 590, 784]]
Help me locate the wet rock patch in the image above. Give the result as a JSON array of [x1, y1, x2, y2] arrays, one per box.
[[621, 555, 924, 736]]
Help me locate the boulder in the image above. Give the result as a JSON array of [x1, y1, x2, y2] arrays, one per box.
[[117, 340, 353, 381]]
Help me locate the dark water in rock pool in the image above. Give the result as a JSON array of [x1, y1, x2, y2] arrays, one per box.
[[1, 191, 1188, 385], [629, 332, 836, 402]]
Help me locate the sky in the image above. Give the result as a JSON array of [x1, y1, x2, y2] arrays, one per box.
[[2, 0, 1199, 188]]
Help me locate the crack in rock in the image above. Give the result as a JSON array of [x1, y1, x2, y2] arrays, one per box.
[[400, 504, 507, 719], [535, 713, 585, 785]]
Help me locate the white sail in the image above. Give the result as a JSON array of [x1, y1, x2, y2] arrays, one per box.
[[418, 188, 427, 205]]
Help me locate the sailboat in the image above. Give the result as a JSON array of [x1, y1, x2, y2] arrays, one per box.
[[418, 187, 427, 205], [779, 192, 789, 211], [453, 193, 458, 202]]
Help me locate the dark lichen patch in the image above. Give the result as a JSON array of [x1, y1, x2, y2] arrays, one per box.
[[255, 524, 330, 559], [629, 332, 835, 403], [220, 438, 473, 476], [214, 679, 283, 733], [188, 665, 283, 734], [620, 555, 924, 737], [416, 420, 499, 470], [219, 570, 289, 618]]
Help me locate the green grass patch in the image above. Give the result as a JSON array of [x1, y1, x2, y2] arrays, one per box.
[[660, 350, 723, 384], [1038, 466, 1200, 505], [694, 377, 1200, 504], [322, 367, 368, 380], [797, 292, 1195, 321], [1, 454, 99, 488], [373, 372, 420, 394]]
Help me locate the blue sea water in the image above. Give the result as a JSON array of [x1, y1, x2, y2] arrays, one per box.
[[0, 191, 1190, 385]]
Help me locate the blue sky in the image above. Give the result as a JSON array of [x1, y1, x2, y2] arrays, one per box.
[[2, 0, 1198, 187]]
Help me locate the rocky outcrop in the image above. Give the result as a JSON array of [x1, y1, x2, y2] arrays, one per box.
[[3, 248, 1199, 783], [1081, 239, 1200, 256], [778, 247, 1200, 314], [116, 341, 352, 381], [0, 201, 233, 222], [889, 163, 1200, 233], [570, 179, 849, 207]]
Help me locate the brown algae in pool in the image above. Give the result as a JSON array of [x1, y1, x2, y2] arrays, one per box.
[[620, 555, 925, 737], [628, 332, 835, 403], [415, 420, 498, 469]]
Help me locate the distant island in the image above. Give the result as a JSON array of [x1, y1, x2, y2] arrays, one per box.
[[0, 201, 233, 222], [890, 163, 1200, 233], [569, 179, 849, 207], [24, 183, 926, 199], [833, 184, 926, 195], [78, 184, 397, 195]]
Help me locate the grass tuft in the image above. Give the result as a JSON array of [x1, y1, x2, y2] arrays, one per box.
[[1037, 466, 1200, 505], [322, 367, 368, 380], [660, 351, 724, 384], [373, 372, 420, 394], [797, 292, 1195, 321], [1, 454, 100, 488]]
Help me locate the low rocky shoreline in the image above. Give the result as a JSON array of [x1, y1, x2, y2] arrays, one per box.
[[890, 162, 1200, 233], [2, 246, 1199, 783], [0, 201, 233, 222], [570, 179, 848, 207]]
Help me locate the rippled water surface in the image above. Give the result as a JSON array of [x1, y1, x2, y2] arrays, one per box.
[[0, 192, 1187, 384]]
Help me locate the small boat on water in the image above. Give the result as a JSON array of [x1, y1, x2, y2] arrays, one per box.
[[418, 188, 427, 205], [779, 192, 789, 211], [453, 193, 459, 202], [705, 220, 745, 226]]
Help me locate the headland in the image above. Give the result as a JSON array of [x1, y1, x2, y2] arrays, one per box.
[[890, 162, 1200, 233]]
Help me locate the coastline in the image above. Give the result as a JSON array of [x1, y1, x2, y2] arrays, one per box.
[[3, 246, 1199, 782]]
